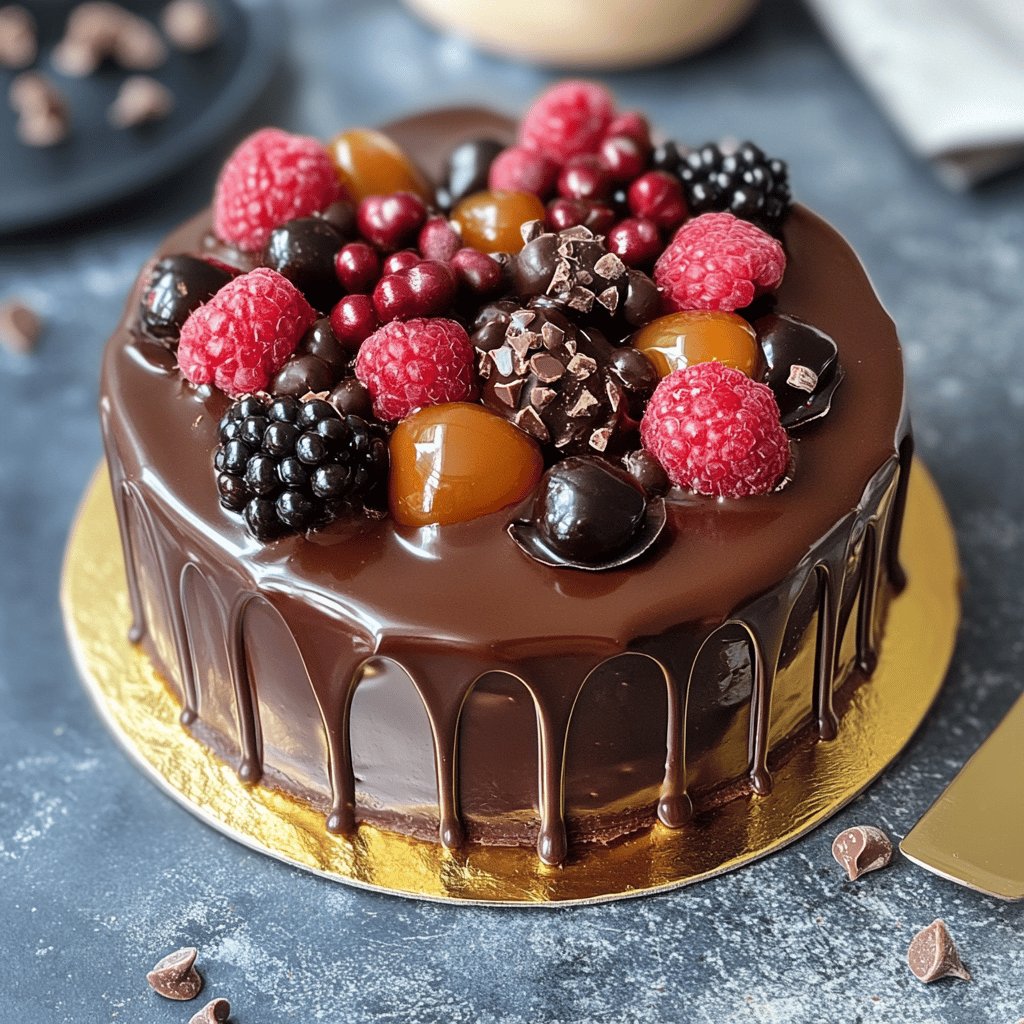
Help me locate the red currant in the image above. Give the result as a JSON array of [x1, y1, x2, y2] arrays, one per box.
[[330, 293, 378, 350], [627, 171, 688, 231], [418, 216, 461, 263], [450, 247, 504, 295], [373, 259, 457, 321], [382, 249, 421, 276], [557, 155, 612, 202], [356, 191, 427, 251], [599, 135, 646, 182], [604, 111, 651, 152], [545, 198, 616, 234], [608, 218, 661, 268], [334, 241, 380, 293]]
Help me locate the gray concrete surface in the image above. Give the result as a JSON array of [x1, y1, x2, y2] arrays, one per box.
[[1, 1, 1022, 1020]]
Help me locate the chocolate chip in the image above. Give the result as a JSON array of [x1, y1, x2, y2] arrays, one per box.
[[907, 920, 971, 984], [9, 72, 69, 147], [53, 3, 166, 76], [0, 5, 36, 69], [146, 946, 203, 1001], [0, 299, 41, 354], [831, 824, 893, 881], [108, 75, 174, 128], [189, 997, 231, 1024], [162, 0, 220, 52], [113, 12, 168, 69]]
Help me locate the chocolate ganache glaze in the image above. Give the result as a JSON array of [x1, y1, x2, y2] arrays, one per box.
[[99, 108, 911, 865]]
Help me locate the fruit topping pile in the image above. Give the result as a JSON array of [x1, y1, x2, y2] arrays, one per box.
[[137, 81, 842, 568]]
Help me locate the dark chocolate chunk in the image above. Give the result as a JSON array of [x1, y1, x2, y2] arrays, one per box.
[[297, 317, 347, 372], [437, 137, 505, 209], [327, 377, 373, 419], [140, 255, 233, 341], [271, 355, 336, 397], [831, 824, 893, 880], [146, 946, 203, 1001], [509, 456, 666, 571], [188, 997, 231, 1024], [756, 312, 843, 429], [907, 920, 971, 984], [262, 216, 344, 312]]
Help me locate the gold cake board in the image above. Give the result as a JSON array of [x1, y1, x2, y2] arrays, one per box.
[[61, 461, 959, 906]]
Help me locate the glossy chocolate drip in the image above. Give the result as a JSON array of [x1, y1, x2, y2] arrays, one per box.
[[99, 108, 910, 864]]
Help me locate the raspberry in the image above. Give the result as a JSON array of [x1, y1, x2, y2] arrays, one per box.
[[178, 268, 316, 395], [354, 317, 477, 421], [518, 81, 616, 165], [213, 128, 343, 252], [654, 212, 786, 313], [487, 146, 558, 196], [640, 361, 789, 498]]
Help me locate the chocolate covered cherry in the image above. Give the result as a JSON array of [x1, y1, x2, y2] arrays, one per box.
[[140, 254, 234, 341], [262, 216, 345, 312], [508, 456, 666, 570]]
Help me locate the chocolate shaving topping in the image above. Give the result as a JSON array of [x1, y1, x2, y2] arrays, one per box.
[[541, 321, 564, 348], [531, 386, 556, 409], [568, 389, 599, 417], [490, 346, 514, 377], [831, 825, 893, 880], [787, 363, 819, 392], [514, 405, 550, 441], [0, 299, 41, 354], [593, 252, 625, 280], [147, 946, 203, 1001], [566, 353, 597, 378], [492, 379, 523, 408], [589, 426, 612, 451], [189, 997, 231, 1024], [529, 353, 564, 382], [907, 920, 971, 984], [596, 285, 620, 313]]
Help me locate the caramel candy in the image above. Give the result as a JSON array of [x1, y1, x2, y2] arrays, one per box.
[[146, 946, 203, 1001], [907, 920, 971, 984], [830, 824, 893, 881], [389, 403, 543, 527], [632, 310, 760, 379], [452, 190, 546, 254], [328, 128, 431, 203]]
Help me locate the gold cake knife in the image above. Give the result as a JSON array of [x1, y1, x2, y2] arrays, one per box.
[[901, 691, 1024, 901]]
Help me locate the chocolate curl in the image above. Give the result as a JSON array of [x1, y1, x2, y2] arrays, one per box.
[[907, 920, 971, 984]]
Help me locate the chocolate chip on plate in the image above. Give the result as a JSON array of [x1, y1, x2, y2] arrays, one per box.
[[907, 920, 971, 984], [831, 824, 893, 881], [146, 946, 203, 1001], [108, 75, 174, 128], [0, 5, 37, 69], [162, 0, 221, 52], [0, 299, 42, 355]]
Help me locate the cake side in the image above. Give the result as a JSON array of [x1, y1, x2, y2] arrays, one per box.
[[98, 105, 910, 864]]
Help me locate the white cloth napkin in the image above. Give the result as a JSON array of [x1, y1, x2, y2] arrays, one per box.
[[805, 0, 1024, 188]]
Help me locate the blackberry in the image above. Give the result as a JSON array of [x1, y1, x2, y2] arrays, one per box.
[[676, 141, 791, 234], [214, 394, 389, 541]]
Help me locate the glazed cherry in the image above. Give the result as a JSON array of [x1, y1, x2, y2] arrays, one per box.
[[545, 198, 616, 234], [382, 249, 421, 276], [632, 310, 761, 378], [451, 190, 546, 254], [334, 241, 380, 293], [450, 247, 504, 295], [604, 111, 651, 151], [356, 191, 427, 251], [418, 215, 461, 263], [330, 293, 379, 350], [328, 128, 432, 203], [389, 403, 543, 527], [608, 218, 662, 268], [372, 259, 458, 321], [599, 135, 647, 182], [557, 155, 612, 202], [627, 171, 688, 230]]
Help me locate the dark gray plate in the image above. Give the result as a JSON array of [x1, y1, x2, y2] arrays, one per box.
[[0, 0, 285, 234]]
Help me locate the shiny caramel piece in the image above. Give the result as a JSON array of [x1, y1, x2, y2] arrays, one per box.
[[632, 310, 761, 378], [389, 403, 544, 527], [451, 189, 546, 254], [327, 128, 431, 203]]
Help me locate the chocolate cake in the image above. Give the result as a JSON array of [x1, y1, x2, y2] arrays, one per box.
[[99, 86, 910, 866]]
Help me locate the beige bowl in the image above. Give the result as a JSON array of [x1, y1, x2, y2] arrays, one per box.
[[404, 0, 758, 69]]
